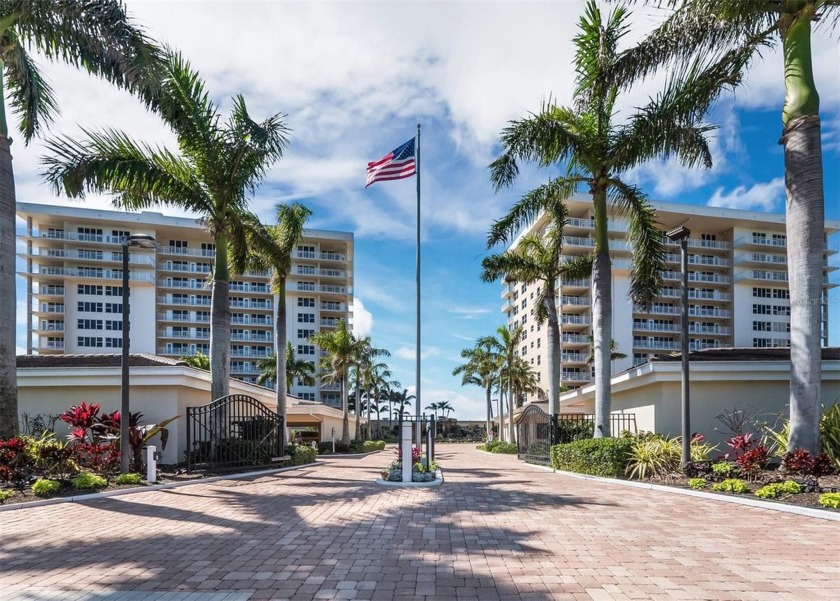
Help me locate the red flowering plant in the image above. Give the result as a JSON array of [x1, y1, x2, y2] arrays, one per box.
[[59, 402, 119, 474], [781, 449, 835, 479], [0, 437, 33, 490], [98, 411, 178, 472]]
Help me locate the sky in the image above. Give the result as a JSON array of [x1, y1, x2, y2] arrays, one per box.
[[12, 1, 840, 421]]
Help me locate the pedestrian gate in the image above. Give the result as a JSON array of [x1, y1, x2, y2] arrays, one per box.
[[516, 404, 551, 465]]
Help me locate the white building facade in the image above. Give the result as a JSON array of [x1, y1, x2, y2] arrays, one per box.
[[17, 202, 353, 407], [500, 199, 839, 402]]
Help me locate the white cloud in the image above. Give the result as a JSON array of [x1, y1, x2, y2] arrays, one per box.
[[416, 388, 489, 421], [352, 298, 373, 338], [395, 345, 441, 361], [707, 178, 785, 212], [448, 306, 494, 319]]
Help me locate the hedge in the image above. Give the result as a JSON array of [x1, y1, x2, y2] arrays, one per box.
[[480, 440, 518, 454], [285, 445, 317, 465], [549, 437, 634, 478]]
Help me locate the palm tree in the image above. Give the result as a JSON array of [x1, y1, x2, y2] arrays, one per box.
[[425, 402, 440, 419], [390, 388, 415, 423], [506, 356, 543, 409], [608, 2, 837, 453], [257, 342, 315, 389], [310, 320, 362, 445], [453, 342, 501, 441], [585, 336, 627, 365], [181, 351, 210, 370], [0, 0, 160, 438], [365, 362, 392, 440], [244, 203, 311, 438], [489, 1, 724, 436], [483, 201, 591, 441], [43, 51, 290, 404], [351, 339, 389, 441], [438, 400, 454, 419], [478, 325, 524, 443]]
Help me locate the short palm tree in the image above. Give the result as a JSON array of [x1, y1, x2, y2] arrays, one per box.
[[438, 400, 454, 419], [585, 335, 627, 365], [483, 198, 591, 440], [607, 0, 838, 453], [43, 51, 290, 404], [364, 361, 392, 440], [257, 342, 315, 390], [478, 326, 524, 443], [425, 402, 440, 419], [453, 341, 502, 441], [0, 0, 160, 438], [310, 320, 362, 445], [245, 203, 311, 436], [489, 0, 725, 436]]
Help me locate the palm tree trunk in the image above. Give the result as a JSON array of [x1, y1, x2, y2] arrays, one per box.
[[341, 376, 350, 445], [485, 385, 492, 441], [545, 296, 561, 443], [366, 386, 373, 441], [354, 378, 361, 441], [276, 278, 288, 450], [507, 368, 515, 443], [0, 127, 18, 438], [781, 10, 823, 454], [592, 189, 612, 438], [210, 233, 231, 403], [498, 390, 505, 442]]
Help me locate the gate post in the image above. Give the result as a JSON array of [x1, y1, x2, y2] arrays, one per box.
[[401, 421, 413, 483], [549, 412, 559, 447]]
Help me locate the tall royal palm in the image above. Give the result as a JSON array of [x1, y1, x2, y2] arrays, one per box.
[[490, 1, 726, 436], [0, 0, 159, 438], [362, 359, 391, 441], [246, 203, 311, 436], [478, 326, 524, 443], [42, 51, 290, 404], [311, 320, 362, 445], [608, 1, 837, 453], [257, 342, 315, 390], [453, 341, 502, 441], [483, 196, 590, 441]]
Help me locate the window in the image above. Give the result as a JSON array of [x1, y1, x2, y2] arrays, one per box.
[[77, 227, 103, 241], [77, 302, 103, 313], [633, 353, 647, 366], [105, 320, 122, 331], [105, 303, 122, 313], [78, 267, 103, 277], [297, 313, 315, 323], [753, 304, 771, 315], [298, 297, 315, 307], [105, 286, 123, 296], [772, 289, 790, 299], [536, 355, 540, 366], [200, 242, 215, 256], [77, 285, 103, 296], [772, 322, 791, 333], [112, 230, 130, 240], [77, 319, 103, 330], [297, 244, 315, 257], [772, 305, 791, 316], [297, 329, 315, 339], [169, 240, 188, 251], [77, 248, 103, 260], [172, 326, 189, 337], [298, 265, 316, 275], [753, 338, 772, 347], [772, 233, 787, 245], [105, 337, 122, 348], [753, 321, 772, 332], [297, 345, 315, 355], [77, 336, 102, 347], [299, 393, 316, 401], [753, 287, 772, 298], [297, 281, 316, 292]]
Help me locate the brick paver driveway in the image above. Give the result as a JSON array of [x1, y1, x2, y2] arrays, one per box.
[[1, 444, 838, 601]]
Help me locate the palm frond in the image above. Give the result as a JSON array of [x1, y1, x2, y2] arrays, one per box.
[[561, 254, 594, 280], [2, 35, 57, 142], [608, 179, 665, 309]]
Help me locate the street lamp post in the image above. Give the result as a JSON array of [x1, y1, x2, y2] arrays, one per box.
[[120, 234, 157, 474], [666, 225, 691, 467]]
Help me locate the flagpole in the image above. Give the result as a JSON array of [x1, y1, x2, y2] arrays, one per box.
[[415, 123, 422, 448]]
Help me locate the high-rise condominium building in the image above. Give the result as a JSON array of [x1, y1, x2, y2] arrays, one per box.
[[17, 202, 353, 408], [500, 199, 839, 403]]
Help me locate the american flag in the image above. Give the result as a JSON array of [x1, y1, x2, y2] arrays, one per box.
[[365, 138, 416, 188]]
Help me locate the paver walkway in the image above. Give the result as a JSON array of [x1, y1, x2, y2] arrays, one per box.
[[1, 444, 838, 601]]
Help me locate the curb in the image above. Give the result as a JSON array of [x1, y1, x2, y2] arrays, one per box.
[[318, 449, 385, 458], [521, 462, 840, 522], [375, 469, 444, 488], [0, 462, 320, 512]]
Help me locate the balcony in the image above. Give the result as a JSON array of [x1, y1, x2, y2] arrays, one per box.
[[231, 332, 273, 342], [665, 254, 730, 268], [230, 348, 271, 358], [734, 234, 787, 249], [320, 383, 341, 392], [158, 295, 211, 307], [229, 283, 270, 294], [659, 289, 731, 302], [160, 262, 212, 274], [734, 252, 787, 267], [34, 304, 65, 314], [561, 372, 591, 382], [37, 231, 129, 245], [159, 246, 216, 258], [158, 312, 210, 323], [32, 268, 155, 283], [565, 217, 631, 232], [27, 248, 156, 267], [231, 315, 273, 326], [563, 236, 632, 252], [160, 329, 210, 340], [33, 286, 65, 297], [561, 315, 590, 327], [36, 323, 65, 332], [661, 271, 731, 285], [321, 302, 346, 312], [229, 299, 273, 310], [320, 318, 342, 328], [560, 278, 589, 289], [561, 334, 589, 345], [735, 269, 789, 283], [665, 238, 730, 251], [561, 352, 588, 364], [160, 279, 207, 290], [38, 340, 65, 351]]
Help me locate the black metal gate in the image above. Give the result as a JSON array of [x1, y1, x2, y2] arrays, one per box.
[[186, 394, 285, 473], [516, 404, 551, 465]]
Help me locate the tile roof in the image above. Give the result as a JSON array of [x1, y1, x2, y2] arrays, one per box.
[[651, 347, 840, 362], [16, 353, 189, 368]]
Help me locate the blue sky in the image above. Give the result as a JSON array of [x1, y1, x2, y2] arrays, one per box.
[[12, 1, 840, 420]]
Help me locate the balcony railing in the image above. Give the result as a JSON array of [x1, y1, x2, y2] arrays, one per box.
[[561, 372, 591, 381], [735, 270, 789, 283], [30, 248, 156, 267], [659, 289, 731, 301], [561, 353, 587, 363], [161, 262, 212, 273], [34, 268, 155, 283], [661, 271, 731, 284], [159, 246, 216, 257], [665, 238, 731, 250], [734, 234, 787, 248], [231, 315, 273, 326], [158, 312, 211, 323], [229, 299, 273, 310], [561, 315, 590, 325], [560, 296, 589, 306], [158, 295, 211, 306], [664, 254, 731, 267], [561, 334, 589, 344], [160, 279, 207, 290]]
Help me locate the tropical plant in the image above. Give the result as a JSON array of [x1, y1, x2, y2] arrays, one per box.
[[489, 1, 723, 436], [31, 478, 60, 498], [711, 479, 749, 494], [425, 402, 440, 419], [478, 325, 525, 443], [98, 411, 179, 472], [781, 449, 834, 478], [611, 1, 840, 454], [820, 492, 840, 509], [688, 478, 707, 490], [71, 472, 107, 490], [438, 400, 454, 419], [0, 0, 161, 439], [453, 341, 500, 440], [821, 404, 840, 468], [350, 339, 389, 441], [626, 435, 682, 479], [311, 321, 363, 445], [242, 202, 311, 438], [115, 472, 143, 485], [257, 342, 316, 389], [181, 351, 210, 370], [42, 50, 290, 404], [585, 336, 627, 364]]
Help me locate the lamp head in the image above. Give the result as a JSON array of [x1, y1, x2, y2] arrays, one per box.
[[126, 234, 157, 249], [665, 225, 691, 241]]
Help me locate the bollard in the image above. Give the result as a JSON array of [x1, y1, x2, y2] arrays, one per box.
[[401, 422, 413, 483], [146, 445, 157, 483]]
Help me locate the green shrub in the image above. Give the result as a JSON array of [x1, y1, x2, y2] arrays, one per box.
[[484, 440, 500, 452], [489, 442, 518, 454], [711, 479, 749, 494], [754, 480, 802, 499], [557, 419, 594, 443], [475, 444, 486, 451], [115, 473, 143, 485], [821, 404, 840, 469], [688, 478, 706, 490], [286, 445, 317, 466], [361, 440, 386, 453], [32, 478, 61, 497], [711, 461, 734, 479], [71, 472, 108, 490], [25, 432, 77, 479], [0, 489, 13, 504], [819, 492, 840, 509], [550, 437, 634, 478], [317, 441, 334, 455], [626, 436, 681, 480]]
